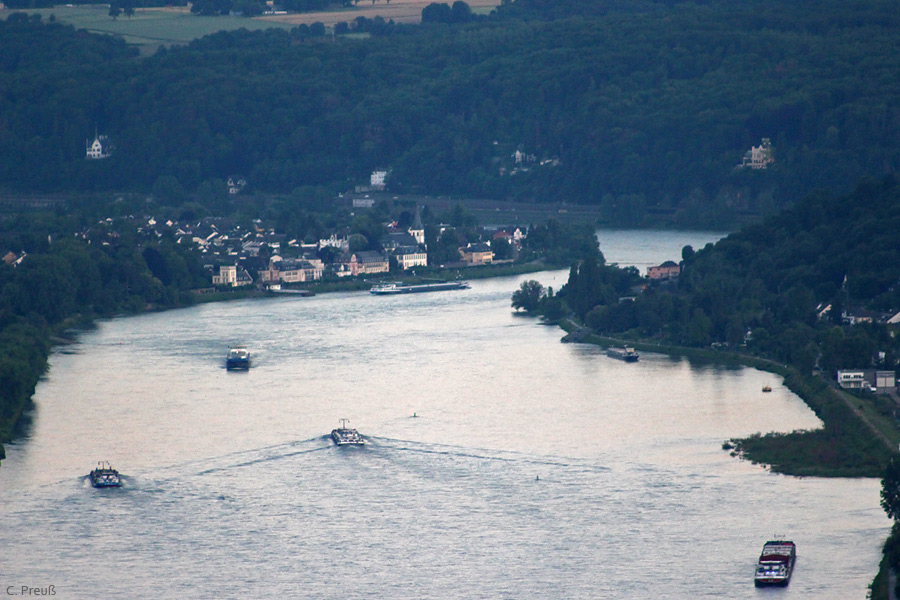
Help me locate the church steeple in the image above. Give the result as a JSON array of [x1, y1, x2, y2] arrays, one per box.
[[408, 206, 425, 247]]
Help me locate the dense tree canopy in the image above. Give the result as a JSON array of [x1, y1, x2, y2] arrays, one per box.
[[556, 175, 900, 373], [1, 0, 899, 226]]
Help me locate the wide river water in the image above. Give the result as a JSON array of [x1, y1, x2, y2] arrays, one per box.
[[0, 229, 889, 599]]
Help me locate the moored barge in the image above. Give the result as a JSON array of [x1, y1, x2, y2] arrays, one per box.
[[369, 281, 470, 295], [607, 346, 640, 362]]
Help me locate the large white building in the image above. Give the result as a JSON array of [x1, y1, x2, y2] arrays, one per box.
[[836, 370, 866, 390], [86, 134, 111, 160], [257, 256, 324, 284], [392, 246, 428, 270], [212, 264, 253, 287], [742, 138, 774, 170], [370, 170, 388, 190]]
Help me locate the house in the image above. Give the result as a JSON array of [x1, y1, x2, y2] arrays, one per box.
[[2, 251, 26, 267], [319, 234, 349, 252], [836, 370, 867, 390], [741, 137, 774, 169], [85, 134, 112, 159], [647, 260, 681, 280], [816, 303, 833, 320], [461, 243, 493, 266], [370, 170, 388, 190], [242, 241, 264, 257], [212, 264, 253, 287], [392, 246, 428, 270], [351, 251, 389, 276], [489, 226, 526, 249], [492, 230, 513, 243], [257, 256, 323, 284], [842, 308, 879, 325], [329, 259, 355, 278], [226, 177, 247, 195]]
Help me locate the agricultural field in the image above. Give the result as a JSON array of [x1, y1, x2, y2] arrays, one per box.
[[1, 5, 293, 53], [1, 0, 500, 55], [256, 0, 499, 27]]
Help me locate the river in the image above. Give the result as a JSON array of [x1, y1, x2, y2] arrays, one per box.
[[0, 229, 888, 599]]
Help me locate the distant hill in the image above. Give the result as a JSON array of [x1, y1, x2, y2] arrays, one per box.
[[0, 0, 898, 226]]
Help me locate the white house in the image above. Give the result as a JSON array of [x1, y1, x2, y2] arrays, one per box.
[[392, 246, 428, 270], [257, 256, 324, 284], [319, 234, 350, 252], [836, 370, 867, 390], [370, 170, 388, 190], [741, 138, 774, 170], [212, 264, 253, 287], [86, 134, 111, 159]]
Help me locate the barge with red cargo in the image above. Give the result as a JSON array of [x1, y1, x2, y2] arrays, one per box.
[[754, 539, 796, 587]]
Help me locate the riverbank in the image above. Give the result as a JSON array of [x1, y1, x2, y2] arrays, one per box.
[[559, 320, 897, 477], [557, 319, 899, 598], [0, 259, 557, 464]]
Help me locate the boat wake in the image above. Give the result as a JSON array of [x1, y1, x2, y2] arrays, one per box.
[[196, 444, 332, 476], [365, 436, 609, 471]]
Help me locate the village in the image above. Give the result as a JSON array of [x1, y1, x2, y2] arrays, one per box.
[[156, 206, 525, 289]]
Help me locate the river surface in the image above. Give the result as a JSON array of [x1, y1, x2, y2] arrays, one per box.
[[0, 229, 888, 599]]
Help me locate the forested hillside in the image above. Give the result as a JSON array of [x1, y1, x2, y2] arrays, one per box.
[[560, 174, 900, 372], [541, 174, 900, 478], [1, 0, 899, 226]]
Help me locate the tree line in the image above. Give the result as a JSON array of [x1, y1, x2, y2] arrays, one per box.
[[0, 207, 209, 460], [1, 0, 899, 226], [549, 175, 900, 373]]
